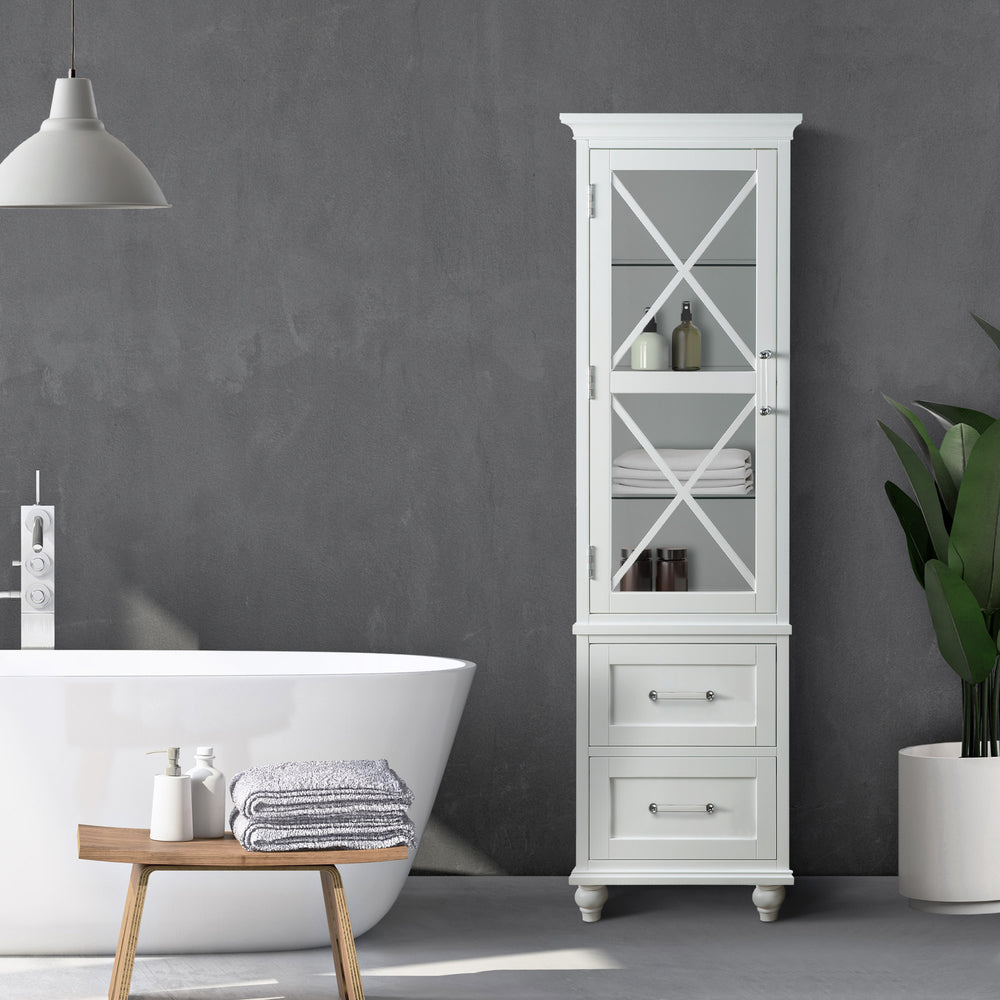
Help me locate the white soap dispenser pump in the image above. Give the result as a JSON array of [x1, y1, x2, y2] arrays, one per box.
[[146, 747, 194, 842], [186, 746, 226, 838]]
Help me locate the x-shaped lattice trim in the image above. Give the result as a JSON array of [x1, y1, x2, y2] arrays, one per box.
[[611, 172, 758, 369], [612, 395, 757, 590]]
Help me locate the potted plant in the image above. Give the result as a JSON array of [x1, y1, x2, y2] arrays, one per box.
[[881, 315, 1000, 912]]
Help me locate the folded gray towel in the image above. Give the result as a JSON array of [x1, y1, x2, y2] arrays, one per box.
[[230, 759, 414, 820], [231, 809, 416, 852]]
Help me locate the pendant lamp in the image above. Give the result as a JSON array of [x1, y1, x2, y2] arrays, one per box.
[[0, 0, 168, 208]]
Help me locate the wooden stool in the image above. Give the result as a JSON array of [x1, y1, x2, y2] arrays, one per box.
[[78, 824, 407, 1000]]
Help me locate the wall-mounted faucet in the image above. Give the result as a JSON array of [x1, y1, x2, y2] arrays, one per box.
[[1, 471, 55, 649]]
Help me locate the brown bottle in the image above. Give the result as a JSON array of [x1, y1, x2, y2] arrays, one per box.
[[619, 548, 652, 591], [655, 548, 689, 591]]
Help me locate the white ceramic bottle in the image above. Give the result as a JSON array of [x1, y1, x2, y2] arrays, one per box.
[[147, 747, 193, 842], [631, 308, 668, 370], [186, 746, 226, 838]]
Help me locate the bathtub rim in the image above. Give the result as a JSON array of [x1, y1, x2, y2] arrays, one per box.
[[0, 649, 476, 678]]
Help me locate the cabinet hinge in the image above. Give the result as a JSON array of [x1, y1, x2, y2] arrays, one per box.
[[588, 546, 596, 580], [588, 365, 596, 399], [588, 184, 596, 219]]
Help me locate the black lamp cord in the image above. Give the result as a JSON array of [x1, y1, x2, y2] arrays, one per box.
[[68, 0, 76, 77]]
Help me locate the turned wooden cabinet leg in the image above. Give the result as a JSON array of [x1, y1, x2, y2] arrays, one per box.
[[574, 884, 608, 922], [108, 863, 154, 1000], [752, 884, 786, 922], [321, 866, 364, 1000]]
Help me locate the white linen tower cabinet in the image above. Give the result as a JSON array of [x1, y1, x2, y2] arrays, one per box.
[[560, 114, 801, 922]]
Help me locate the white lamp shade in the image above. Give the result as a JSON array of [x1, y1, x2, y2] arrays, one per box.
[[0, 77, 168, 208]]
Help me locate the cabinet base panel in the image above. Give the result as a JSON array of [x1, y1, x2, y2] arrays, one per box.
[[570, 867, 794, 886]]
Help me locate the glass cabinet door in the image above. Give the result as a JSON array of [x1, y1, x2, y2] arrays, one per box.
[[589, 148, 778, 614]]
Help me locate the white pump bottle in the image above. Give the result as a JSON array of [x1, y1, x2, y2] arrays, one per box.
[[147, 747, 193, 842]]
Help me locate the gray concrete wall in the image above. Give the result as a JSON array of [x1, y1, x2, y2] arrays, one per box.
[[0, 0, 996, 875]]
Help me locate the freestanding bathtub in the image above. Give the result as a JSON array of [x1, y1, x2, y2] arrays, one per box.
[[0, 650, 474, 954]]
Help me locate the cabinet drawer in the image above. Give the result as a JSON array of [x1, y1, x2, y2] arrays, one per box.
[[589, 643, 776, 746], [589, 756, 777, 861]]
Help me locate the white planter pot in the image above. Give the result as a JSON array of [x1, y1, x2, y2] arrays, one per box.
[[899, 742, 1000, 913]]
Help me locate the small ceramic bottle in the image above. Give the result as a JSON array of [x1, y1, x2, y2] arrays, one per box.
[[631, 308, 668, 370], [147, 747, 194, 842], [186, 746, 227, 839]]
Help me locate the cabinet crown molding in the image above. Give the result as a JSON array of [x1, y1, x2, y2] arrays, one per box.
[[559, 113, 802, 143]]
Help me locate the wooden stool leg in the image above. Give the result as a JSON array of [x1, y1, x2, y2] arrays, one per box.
[[320, 866, 364, 1000], [108, 864, 154, 1000]]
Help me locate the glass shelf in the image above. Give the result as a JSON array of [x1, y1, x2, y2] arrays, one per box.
[[614, 364, 753, 373], [612, 493, 756, 500], [612, 259, 755, 268], [609, 370, 757, 393]]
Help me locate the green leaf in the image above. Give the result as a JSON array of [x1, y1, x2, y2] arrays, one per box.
[[884, 396, 958, 514], [925, 559, 998, 684], [878, 421, 950, 562], [884, 481, 934, 587], [916, 400, 997, 435], [940, 423, 980, 491], [948, 419, 1000, 611], [972, 313, 1000, 354]]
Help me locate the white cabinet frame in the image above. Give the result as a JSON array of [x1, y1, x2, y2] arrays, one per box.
[[562, 113, 800, 924]]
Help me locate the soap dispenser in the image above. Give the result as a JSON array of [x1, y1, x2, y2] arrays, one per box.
[[146, 747, 193, 842], [630, 307, 668, 370], [186, 746, 226, 839]]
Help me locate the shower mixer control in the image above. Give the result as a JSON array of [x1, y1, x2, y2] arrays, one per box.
[[0, 471, 54, 648], [24, 552, 51, 577], [25, 583, 52, 609]]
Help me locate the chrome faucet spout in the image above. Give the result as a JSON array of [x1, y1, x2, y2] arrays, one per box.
[[31, 516, 43, 553]]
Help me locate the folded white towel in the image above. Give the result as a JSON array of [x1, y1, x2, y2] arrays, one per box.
[[613, 476, 752, 490], [230, 759, 413, 820], [613, 481, 753, 496], [614, 448, 752, 473], [612, 464, 751, 482]]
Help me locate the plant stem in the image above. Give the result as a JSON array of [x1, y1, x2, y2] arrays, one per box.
[[962, 680, 971, 758], [988, 671, 994, 757], [970, 679, 977, 758], [981, 678, 989, 757], [990, 669, 995, 756], [982, 680, 988, 757], [973, 680, 982, 757], [990, 663, 1000, 757], [978, 679, 987, 757]]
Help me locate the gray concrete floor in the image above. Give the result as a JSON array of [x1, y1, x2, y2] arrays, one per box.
[[2, 876, 998, 999]]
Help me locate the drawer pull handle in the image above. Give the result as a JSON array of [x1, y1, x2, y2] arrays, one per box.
[[649, 802, 715, 815], [649, 689, 715, 702], [759, 349, 774, 415]]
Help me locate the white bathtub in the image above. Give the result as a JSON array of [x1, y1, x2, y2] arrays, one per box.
[[0, 649, 474, 954]]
